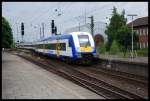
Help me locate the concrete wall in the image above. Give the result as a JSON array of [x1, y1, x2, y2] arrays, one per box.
[[97, 58, 148, 78]]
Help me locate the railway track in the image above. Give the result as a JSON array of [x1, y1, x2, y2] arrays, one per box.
[[74, 66, 148, 88], [15, 51, 144, 99]]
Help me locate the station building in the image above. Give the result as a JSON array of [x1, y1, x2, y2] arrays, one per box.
[[127, 16, 148, 49]]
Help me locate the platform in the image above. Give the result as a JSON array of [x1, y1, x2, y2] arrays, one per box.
[[2, 52, 104, 99]]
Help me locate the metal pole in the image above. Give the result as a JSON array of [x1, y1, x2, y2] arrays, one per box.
[[131, 16, 133, 58], [16, 23, 19, 42], [88, 16, 94, 37], [85, 5, 86, 24], [79, 23, 80, 31], [127, 14, 137, 58], [40, 27, 41, 39], [22, 35, 23, 42], [91, 16, 94, 37], [42, 23, 44, 38]]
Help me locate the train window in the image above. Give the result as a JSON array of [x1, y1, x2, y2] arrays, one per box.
[[36, 44, 45, 49], [35, 43, 66, 51], [78, 35, 91, 47], [45, 43, 56, 50], [60, 43, 66, 51]]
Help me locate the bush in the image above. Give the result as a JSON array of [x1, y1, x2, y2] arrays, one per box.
[[110, 40, 120, 55], [137, 48, 148, 57], [97, 43, 106, 54]]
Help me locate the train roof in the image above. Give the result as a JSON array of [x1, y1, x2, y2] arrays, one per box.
[[18, 32, 90, 45], [38, 32, 90, 42]]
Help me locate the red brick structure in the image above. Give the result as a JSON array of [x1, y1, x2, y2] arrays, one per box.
[[128, 16, 148, 49], [94, 34, 104, 47]]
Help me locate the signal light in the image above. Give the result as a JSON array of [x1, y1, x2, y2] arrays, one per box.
[[21, 22, 24, 36], [21, 22, 24, 31], [51, 20, 54, 29], [54, 26, 57, 35], [21, 30, 24, 36]]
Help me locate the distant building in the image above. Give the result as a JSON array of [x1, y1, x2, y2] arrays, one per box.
[[127, 16, 148, 49]]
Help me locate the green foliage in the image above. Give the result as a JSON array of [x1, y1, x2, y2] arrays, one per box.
[[110, 40, 120, 55], [105, 7, 127, 51], [116, 25, 139, 56], [97, 43, 106, 54], [2, 16, 13, 48], [137, 48, 148, 57], [11, 40, 16, 48]]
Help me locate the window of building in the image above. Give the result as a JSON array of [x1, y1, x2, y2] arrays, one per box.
[[136, 30, 138, 35], [143, 29, 145, 35], [139, 29, 141, 36], [143, 43, 145, 48], [138, 30, 140, 36], [141, 29, 143, 35], [144, 28, 146, 35], [142, 29, 144, 35], [140, 43, 142, 49]]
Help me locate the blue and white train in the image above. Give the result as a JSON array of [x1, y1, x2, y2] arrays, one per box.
[[18, 32, 97, 64]]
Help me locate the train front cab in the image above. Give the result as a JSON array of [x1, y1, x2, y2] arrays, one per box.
[[72, 32, 97, 64]]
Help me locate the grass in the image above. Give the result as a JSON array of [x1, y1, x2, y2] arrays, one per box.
[[99, 51, 131, 58], [137, 48, 148, 57], [97, 48, 148, 58]]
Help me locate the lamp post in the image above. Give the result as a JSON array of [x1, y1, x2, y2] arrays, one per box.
[[88, 16, 94, 37], [16, 22, 19, 43], [127, 14, 137, 58], [34, 26, 37, 41]]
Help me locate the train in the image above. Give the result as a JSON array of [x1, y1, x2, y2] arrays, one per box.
[[18, 32, 97, 64]]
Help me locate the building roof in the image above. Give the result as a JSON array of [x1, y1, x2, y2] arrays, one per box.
[[127, 16, 148, 27]]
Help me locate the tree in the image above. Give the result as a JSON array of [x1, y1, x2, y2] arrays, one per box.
[[105, 7, 127, 51], [2, 16, 13, 48], [110, 40, 120, 55], [97, 42, 106, 54], [116, 25, 138, 56]]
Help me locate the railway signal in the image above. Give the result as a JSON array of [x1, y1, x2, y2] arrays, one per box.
[[51, 20, 55, 35], [54, 26, 57, 35], [21, 22, 24, 35], [21, 22, 24, 42], [51, 20, 58, 35]]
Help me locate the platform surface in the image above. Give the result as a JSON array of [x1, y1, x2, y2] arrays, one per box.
[[2, 52, 104, 99]]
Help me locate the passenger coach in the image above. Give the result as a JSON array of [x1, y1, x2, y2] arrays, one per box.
[[19, 32, 97, 64]]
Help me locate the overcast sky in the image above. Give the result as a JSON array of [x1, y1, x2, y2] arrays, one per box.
[[2, 2, 148, 42]]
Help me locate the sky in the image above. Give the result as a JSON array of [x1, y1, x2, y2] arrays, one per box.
[[2, 2, 148, 42]]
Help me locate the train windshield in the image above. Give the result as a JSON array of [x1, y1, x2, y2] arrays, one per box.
[[78, 35, 91, 47]]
